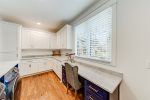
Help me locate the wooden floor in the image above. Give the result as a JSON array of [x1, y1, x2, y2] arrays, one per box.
[[15, 71, 83, 100]]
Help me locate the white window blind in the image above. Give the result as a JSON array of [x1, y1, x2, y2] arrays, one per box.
[[75, 7, 112, 62]]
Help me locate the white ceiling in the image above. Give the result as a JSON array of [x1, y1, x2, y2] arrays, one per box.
[[0, 0, 99, 32]]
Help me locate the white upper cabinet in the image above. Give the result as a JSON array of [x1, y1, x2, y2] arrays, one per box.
[[56, 31, 61, 48], [31, 31, 50, 49], [50, 32, 57, 49], [56, 25, 72, 49], [0, 21, 21, 61], [21, 28, 56, 49], [21, 29, 31, 49]]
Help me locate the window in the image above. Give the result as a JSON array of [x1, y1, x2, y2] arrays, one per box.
[[75, 7, 113, 62]]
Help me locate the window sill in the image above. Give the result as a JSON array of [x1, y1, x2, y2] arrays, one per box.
[[75, 56, 116, 67], [75, 57, 121, 73]]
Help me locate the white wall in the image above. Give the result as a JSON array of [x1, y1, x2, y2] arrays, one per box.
[[117, 0, 150, 100], [71, 0, 150, 100]]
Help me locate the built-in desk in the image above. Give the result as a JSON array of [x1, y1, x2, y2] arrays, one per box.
[[62, 62, 123, 100]]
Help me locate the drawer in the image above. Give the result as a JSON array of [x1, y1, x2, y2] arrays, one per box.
[[85, 80, 109, 100], [62, 72, 66, 76], [85, 89, 103, 100], [62, 66, 65, 70]]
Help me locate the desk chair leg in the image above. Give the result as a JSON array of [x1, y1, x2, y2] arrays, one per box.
[[75, 90, 77, 100], [66, 84, 69, 94]]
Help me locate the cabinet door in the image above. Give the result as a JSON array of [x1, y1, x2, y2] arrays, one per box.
[[43, 61, 50, 71], [21, 29, 31, 49], [0, 21, 19, 61], [19, 62, 31, 76], [38, 61, 46, 72], [56, 25, 72, 49], [35, 59, 51, 72], [60, 31, 63, 49], [50, 33, 57, 49], [52, 60, 57, 73], [58, 29, 64, 49], [30, 31, 41, 49], [48, 60, 53, 70], [54, 61, 62, 80], [50, 59, 55, 70], [0, 21, 18, 52], [61, 28, 67, 49], [30, 62, 39, 74], [56, 31, 61, 49], [57, 63, 62, 80], [31, 31, 50, 49], [41, 33, 50, 49]]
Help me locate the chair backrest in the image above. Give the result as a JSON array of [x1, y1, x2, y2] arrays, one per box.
[[65, 63, 81, 90]]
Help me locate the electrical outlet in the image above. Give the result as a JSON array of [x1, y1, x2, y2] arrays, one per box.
[[145, 60, 150, 69]]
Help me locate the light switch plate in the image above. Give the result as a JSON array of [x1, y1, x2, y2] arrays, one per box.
[[145, 60, 150, 69]]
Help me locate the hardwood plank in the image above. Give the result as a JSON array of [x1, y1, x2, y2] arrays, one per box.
[[15, 71, 83, 100]]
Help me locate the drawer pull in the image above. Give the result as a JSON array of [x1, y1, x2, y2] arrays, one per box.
[[89, 85, 99, 93], [89, 95, 94, 100]]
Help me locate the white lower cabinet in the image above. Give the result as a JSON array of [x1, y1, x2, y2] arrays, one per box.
[[38, 62, 46, 72], [19, 59, 53, 77], [30, 61, 39, 74], [51, 59, 62, 80], [19, 58, 62, 79], [56, 62, 62, 80], [19, 60, 38, 76], [44, 60, 51, 71], [19, 61, 31, 76], [38, 60, 50, 72]]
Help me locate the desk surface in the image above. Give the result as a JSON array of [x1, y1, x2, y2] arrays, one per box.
[[76, 63, 122, 93]]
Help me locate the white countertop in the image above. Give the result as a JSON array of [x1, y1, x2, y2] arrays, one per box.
[[77, 63, 122, 93], [0, 61, 19, 78]]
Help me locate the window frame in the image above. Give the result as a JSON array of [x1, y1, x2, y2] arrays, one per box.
[[73, 0, 117, 66]]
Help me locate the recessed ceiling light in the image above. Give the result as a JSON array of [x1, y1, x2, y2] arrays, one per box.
[[37, 22, 41, 25]]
